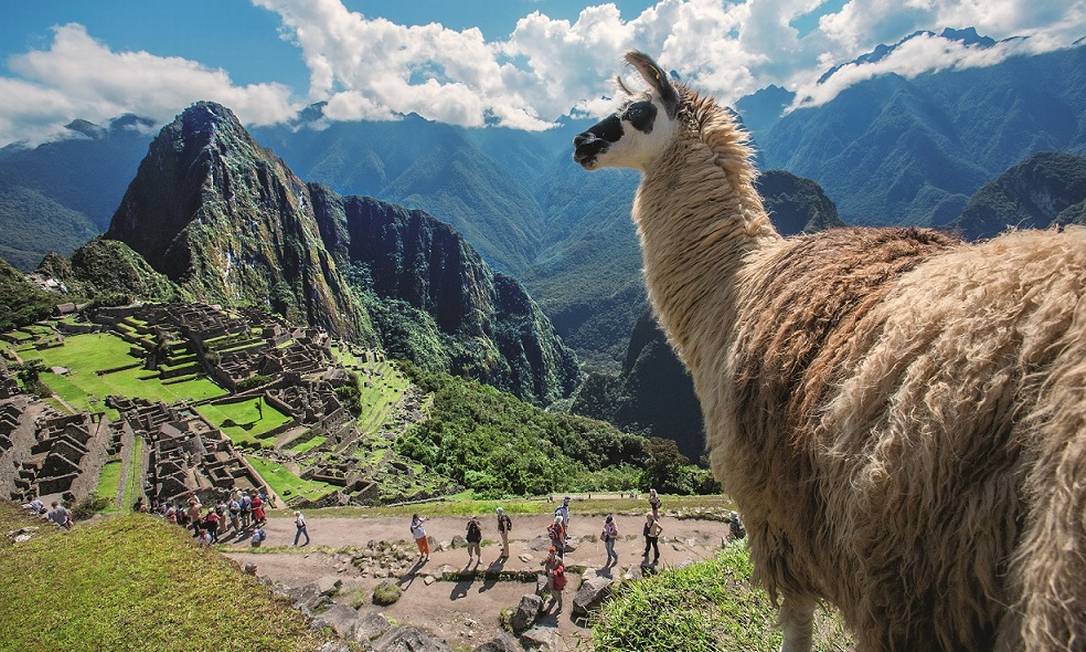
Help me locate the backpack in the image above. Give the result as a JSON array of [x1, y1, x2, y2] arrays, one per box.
[[467, 520, 481, 541], [548, 523, 562, 541], [551, 564, 567, 591]]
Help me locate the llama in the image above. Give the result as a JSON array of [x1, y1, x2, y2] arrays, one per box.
[[574, 51, 1086, 651]]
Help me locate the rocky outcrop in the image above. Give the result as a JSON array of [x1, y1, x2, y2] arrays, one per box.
[[105, 102, 372, 342], [511, 593, 543, 635], [572, 574, 615, 617], [38, 239, 177, 302]]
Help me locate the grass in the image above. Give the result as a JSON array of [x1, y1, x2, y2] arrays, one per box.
[[592, 541, 852, 652], [245, 456, 337, 502], [197, 399, 292, 448], [94, 462, 123, 509], [18, 332, 227, 418], [0, 506, 325, 651], [356, 361, 411, 434], [123, 437, 144, 506], [289, 435, 326, 454], [274, 493, 735, 519]]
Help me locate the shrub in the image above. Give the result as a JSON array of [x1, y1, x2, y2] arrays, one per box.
[[372, 581, 402, 606], [71, 493, 111, 521]]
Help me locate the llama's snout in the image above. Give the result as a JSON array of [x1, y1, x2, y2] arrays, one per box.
[[573, 132, 608, 168]]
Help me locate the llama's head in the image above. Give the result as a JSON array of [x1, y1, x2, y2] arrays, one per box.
[[573, 51, 680, 171]]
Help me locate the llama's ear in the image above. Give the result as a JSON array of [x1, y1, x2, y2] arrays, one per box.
[[624, 50, 678, 118], [615, 75, 634, 96]]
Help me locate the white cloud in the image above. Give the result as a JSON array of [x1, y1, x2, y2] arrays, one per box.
[[0, 1, 1081, 144], [0, 23, 297, 146]]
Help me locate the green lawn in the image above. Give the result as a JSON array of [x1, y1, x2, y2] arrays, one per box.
[[593, 542, 852, 652], [245, 456, 336, 502], [197, 399, 292, 448], [289, 435, 326, 454], [94, 462, 123, 508], [124, 437, 144, 505], [357, 361, 411, 434], [19, 332, 227, 418], [0, 507, 325, 651]]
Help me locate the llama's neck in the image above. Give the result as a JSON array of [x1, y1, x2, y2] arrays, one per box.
[[633, 129, 779, 373]]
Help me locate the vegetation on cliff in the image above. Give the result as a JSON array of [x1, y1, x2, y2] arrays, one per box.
[[0, 259, 56, 331]]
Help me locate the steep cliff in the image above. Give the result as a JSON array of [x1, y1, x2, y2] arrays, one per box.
[[105, 102, 373, 342]]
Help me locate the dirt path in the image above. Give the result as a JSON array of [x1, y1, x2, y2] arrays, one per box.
[[225, 514, 730, 649]]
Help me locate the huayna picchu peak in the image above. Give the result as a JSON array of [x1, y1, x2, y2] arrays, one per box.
[[84, 101, 579, 404]]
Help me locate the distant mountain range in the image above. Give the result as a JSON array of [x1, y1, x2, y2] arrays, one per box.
[[2, 30, 1084, 376]]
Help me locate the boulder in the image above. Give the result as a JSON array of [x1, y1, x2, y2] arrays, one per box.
[[519, 625, 562, 651], [473, 633, 520, 652], [289, 583, 332, 615], [450, 535, 467, 549], [572, 575, 614, 617], [374, 625, 452, 652], [243, 563, 258, 575], [352, 612, 393, 644], [316, 642, 351, 652], [316, 576, 343, 596], [311, 604, 361, 638], [510, 593, 543, 635]]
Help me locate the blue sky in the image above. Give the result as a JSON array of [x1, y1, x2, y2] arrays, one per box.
[[0, 0, 1080, 145]]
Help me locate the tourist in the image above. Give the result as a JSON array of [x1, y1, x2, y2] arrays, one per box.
[[204, 508, 220, 543], [649, 488, 661, 519], [466, 515, 483, 564], [175, 504, 188, 528], [228, 497, 241, 532], [215, 501, 228, 534], [601, 514, 619, 566], [239, 492, 252, 528], [642, 513, 662, 566], [165, 505, 177, 524], [547, 515, 565, 556], [495, 507, 512, 559], [728, 511, 746, 541], [251, 493, 266, 526], [186, 498, 202, 535], [554, 496, 571, 542], [23, 496, 45, 515], [47, 501, 71, 529], [410, 514, 430, 561], [293, 510, 310, 546], [542, 546, 566, 614], [196, 528, 212, 547], [250, 526, 267, 548], [133, 497, 145, 513]]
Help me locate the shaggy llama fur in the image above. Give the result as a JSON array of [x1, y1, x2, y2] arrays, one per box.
[[630, 84, 1085, 650]]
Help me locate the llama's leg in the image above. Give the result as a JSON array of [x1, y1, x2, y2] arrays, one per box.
[[779, 595, 816, 652]]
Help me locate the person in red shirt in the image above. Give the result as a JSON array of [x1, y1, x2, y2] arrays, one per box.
[[205, 509, 220, 543], [251, 494, 266, 526]]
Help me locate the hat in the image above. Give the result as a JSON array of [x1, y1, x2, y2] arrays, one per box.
[[495, 507, 504, 514], [563, 496, 571, 502]]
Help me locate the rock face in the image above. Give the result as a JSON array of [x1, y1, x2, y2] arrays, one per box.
[[373, 625, 452, 652], [571, 170, 845, 456], [38, 239, 177, 302], [511, 593, 543, 635], [309, 188, 581, 404], [951, 152, 1086, 240], [105, 102, 372, 342], [474, 633, 521, 652]]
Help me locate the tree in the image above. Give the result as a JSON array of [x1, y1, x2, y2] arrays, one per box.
[[640, 437, 698, 495]]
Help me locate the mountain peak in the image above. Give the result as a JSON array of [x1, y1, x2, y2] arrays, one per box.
[[818, 26, 998, 83], [64, 119, 106, 140]]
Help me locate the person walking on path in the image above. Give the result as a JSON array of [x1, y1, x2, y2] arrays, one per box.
[[251, 494, 266, 526], [649, 489, 661, 520], [410, 514, 430, 561], [496, 508, 512, 559], [239, 492, 252, 529], [204, 508, 220, 543], [642, 512, 662, 566], [250, 526, 266, 548], [228, 497, 241, 533], [292, 510, 310, 546], [601, 514, 619, 566], [554, 496, 571, 544], [547, 515, 565, 557], [465, 515, 483, 564], [186, 498, 202, 536], [542, 546, 567, 614]]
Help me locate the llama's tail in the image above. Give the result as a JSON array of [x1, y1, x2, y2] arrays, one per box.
[[1010, 331, 1086, 651]]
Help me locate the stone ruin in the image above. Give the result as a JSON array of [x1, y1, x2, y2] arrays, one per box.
[[5, 407, 109, 503], [114, 398, 270, 507]]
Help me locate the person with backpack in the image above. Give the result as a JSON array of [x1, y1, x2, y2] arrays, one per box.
[[601, 514, 619, 566], [250, 526, 267, 548], [239, 492, 252, 529], [554, 496, 571, 542], [642, 512, 663, 566], [410, 514, 430, 561], [495, 507, 512, 559], [547, 515, 565, 557], [649, 488, 661, 520], [728, 511, 746, 542], [228, 497, 241, 533], [542, 546, 566, 614], [465, 515, 482, 564]]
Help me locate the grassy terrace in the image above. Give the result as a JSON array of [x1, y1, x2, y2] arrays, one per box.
[[289, 434, 326, 454], [357, 361, 412, 434], [245, 456, 337, 503], [0, 505, 324, 651], [197, 398, 292, 448], [272, 493, 736, 519], [17, 332, 227, 418], [94, 461, 123, 507], [594, 542, 851, 651]]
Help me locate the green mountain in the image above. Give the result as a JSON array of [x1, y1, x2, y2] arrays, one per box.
[[0, 258, 57, 331], [752, 43, 1086, 227], [58, 102, 579, 404], [952, 152, 1086, 239], [0, 115, 154, 270], [571, 171, 846, 457]]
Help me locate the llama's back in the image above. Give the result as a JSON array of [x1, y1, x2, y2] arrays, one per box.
[[714, 226, 1086, 651]]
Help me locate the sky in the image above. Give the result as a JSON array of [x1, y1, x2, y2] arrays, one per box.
[[0, 0, 1082, 145]]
